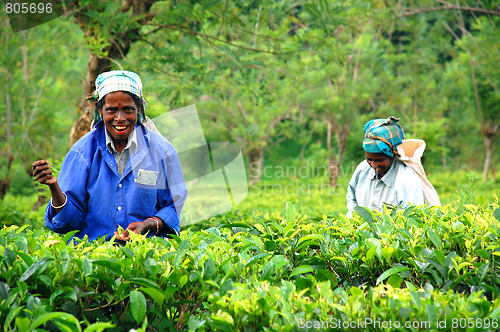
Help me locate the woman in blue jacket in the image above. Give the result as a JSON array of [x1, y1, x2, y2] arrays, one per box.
[[33, 70, 187, 241]]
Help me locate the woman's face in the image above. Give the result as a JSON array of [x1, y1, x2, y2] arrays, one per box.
[[365, 151, 393, 178], [99, 91, 138, 146]]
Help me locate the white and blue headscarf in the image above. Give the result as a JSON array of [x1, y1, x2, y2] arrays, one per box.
[[90, 70, 149, 126], [95, 70, 143, 102]]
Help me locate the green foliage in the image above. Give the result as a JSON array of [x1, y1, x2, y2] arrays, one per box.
[[0, 13, 86, 199], [0, 194, 43, 228], [1, 3, 500, 328], [1, 192, 500, 330], [2, 0, 500, 200]]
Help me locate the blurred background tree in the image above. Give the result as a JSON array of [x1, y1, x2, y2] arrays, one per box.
[[0, 16, 86, 200], [0, 0, 499, 206]]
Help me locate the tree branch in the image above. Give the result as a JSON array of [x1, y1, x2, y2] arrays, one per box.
[[398, 5, 500, 18], [236, 101, 249, 123], [208, 9, 284, 42], [13, 69, 49, 161], [264, 115, 291, 140], [152, 24, 293, 55]]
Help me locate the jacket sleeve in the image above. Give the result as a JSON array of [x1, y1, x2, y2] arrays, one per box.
[[45, 149, 90, 234], [154, 150, 187, 235]]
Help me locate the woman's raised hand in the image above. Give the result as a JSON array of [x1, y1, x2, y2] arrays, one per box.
[[32, 160, 57, 186]]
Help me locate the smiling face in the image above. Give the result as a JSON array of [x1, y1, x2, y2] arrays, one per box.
[[99, 91, 138, 151], [365, 151, 393, 178]]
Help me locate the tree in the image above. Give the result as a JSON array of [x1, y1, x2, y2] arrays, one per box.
[[291, 0, 396, 187], [199, 56, 300, 185], [0, 15, 86, 199], [113, 0, 307, 185], [64, 0, 160, 146], [64, 0, 293, 147], [448, 15, 500, 180]]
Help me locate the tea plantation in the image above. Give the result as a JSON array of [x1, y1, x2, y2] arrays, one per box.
[[1, 173, 500, 331]]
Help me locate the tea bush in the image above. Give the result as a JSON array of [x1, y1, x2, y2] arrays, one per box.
[[1, 196, 500, 331]]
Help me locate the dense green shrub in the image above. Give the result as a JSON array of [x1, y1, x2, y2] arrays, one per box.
[[1, 198, 500, 331]]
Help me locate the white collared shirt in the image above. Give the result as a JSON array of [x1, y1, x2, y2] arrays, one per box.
[[105, 127, 138, 176], [346, 158, 424, 217]]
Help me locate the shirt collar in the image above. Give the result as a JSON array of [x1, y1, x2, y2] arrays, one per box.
[[105, 127, 138, 154], [370, 159, 397, 187]]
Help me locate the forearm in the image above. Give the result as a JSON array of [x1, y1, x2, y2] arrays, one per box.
[[48, 182, 66, 213], [147, 216, 172, 235], [154, 206, 180, 235]]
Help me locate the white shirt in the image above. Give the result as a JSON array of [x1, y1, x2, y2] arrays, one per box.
[[346, 158, 424, 217], [105, 127, 138, 176]]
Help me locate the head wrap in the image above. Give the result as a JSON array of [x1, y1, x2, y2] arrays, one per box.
[[95, 70, 143, 101], [362, 116, 405, 157], [89, 70, 147, 126]]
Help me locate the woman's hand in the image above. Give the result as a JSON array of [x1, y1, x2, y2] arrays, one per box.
[[32, 160, 57, 185], [115, 218, 158, 242], [33, 160, 66, 213]]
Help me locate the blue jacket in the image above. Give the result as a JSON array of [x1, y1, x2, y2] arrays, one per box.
[[45, 122, 187, 240]]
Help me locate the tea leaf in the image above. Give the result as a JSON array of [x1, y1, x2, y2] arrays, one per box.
[[290, 265, 314, 277], [30, 312, 81, 331], [494, 208, 500, 222], [204, 257, 216, 277], [426, 303, 438, 326], [427, 228, 442, 249], [130, 290, 147, 325], [127, 278, 161, 290], [410, 291, 422, 310], [425, 258, 447, 278], [83, 322, 115, 332], [0, 282, 9, 301], [285, 201, 296, 224], [3, 247, 16, 266], [62, 230, 80, 244], [376, 266, 411, 285], [245, 253, 272, 268], [92, 260, 122, 275], [82, 258, 92, 276], [174, 239, 190, 267], [4, 305, 23, 331], [140, 287, 165, 307], [19, 257, 54, 282], [353, 206, 374, 223], [387, 274, 403, 288]]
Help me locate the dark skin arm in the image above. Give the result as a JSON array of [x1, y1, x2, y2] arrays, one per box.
[[115, 217, 168, 242], [32, 160, 66, 214], [33, 160, 168, 242]]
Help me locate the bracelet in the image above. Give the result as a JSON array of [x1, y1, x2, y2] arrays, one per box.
[[51, 192, 67, 209], [151, 216, 161, 234]]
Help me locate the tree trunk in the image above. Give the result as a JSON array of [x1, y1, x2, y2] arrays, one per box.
[[247, 148, 263, 186], [0, 179, 10, 201], [1, 90, 13, 200], [326, 120, 338, 187], [0, 155, 13, 200], [69, 54, 112, 147], [69, 0, 159, 147], [327, 120, 349, 187], [481, 124, 497, 181], [333, 125, 348, 186]]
